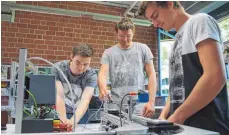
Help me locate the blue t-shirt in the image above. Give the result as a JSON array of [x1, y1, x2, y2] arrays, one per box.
[[51, 60, 97, 112]]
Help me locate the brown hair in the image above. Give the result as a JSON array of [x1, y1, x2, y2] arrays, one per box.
[[72, 43, 94, 57], [137, 1, 181, 17], [115, 17, 135, 33]]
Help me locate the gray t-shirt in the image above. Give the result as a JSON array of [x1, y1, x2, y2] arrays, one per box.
[[101, 42, 153, 106], [51, 60, 97, 112]]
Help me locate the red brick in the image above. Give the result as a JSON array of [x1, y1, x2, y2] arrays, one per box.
[[98, 36, 107, 40], [27, 34, 37, 39], [30, 29, 35, 34], [72, 38, 82, 42], [56, 22, 65, 27], [57, 56, 67, 60], [74, 29, 82, 33], [44, 50, 55, 55], [49, 3, 59, 8], [38, 25, 49, 30], [48, 45, 58, 50], [8, 52, 18, 58], [47, 55, 57, 60], [31, 20, 41, 25], [37, 45, 47, 49], [93, 31, 101, 35], [45, 40, 55, 45], [2, 37, 7, 42], [56, 32, 65, 37], [17, 24, 28, 28], [7, 38, 17, 42], [34, 40, 44, 44], [34, 49, 45, 54], [64, 28, 73, 32], [8, 28, 18, 32], [20, 18, 31, 24], [17, 38, 24, 43], [24, 39, 34, 44], [89, 35, 98, 39], [88, 39, 97, 44], [28, 24, 38, 29], [1, 22, 10, 27], [46, 31, 56, 36], [53, 36, 63, 41], [67, 5, 78, 10], [57, 46, 63, 50], [40, 20, 46, 25], [55, 41, 65, 46], [5, 32, 15, 37], [66, 32, 75, 37], [2, 58, 11, 63], [35, 30, 45, 34], [55, 51, 65, 55], [81, 34, 89, 39], [62, 37, 72, 42], [38, 35, 43, 39], [43, 35, 53, 40], [5, 48, 17, 53], [18, 28, 29, 33], [44, 16, 55, 21], [63, 46, 72, 52]]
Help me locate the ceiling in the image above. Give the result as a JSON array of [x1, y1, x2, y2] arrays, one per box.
[[87, 1, 229, 21], [1, 1, 229, 24]]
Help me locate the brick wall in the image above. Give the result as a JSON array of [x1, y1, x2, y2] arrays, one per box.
[[1, 1, 158, 69]]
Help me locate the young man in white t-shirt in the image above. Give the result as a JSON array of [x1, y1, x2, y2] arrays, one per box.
[[137, 1, 229, 134]]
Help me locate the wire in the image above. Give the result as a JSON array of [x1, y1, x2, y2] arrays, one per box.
[[26, 90, 37, 110], [23, 110, 31, 116], [43, 106, 52, 117], [119, 94, 130, 127], [26, 90, 39, 117], [81, 101, 103, 132], [119, 92, 138, 127], [27, 57, 76, 131]]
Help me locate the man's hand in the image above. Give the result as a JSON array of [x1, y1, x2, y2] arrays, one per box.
[[143, 102, 155, 118], [99, 89, 111, 101], [167, 113, 186, 124], [158, 114, 167, 120], [61, 119, 73, 132]]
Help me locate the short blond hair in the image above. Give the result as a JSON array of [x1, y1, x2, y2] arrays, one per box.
[[115, 17, 135, 33]]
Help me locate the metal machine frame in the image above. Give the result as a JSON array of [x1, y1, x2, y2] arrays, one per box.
[[14, 49, 220, 135]]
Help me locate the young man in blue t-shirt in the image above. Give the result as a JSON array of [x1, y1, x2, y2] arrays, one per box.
[[52, 44, 97, 128]]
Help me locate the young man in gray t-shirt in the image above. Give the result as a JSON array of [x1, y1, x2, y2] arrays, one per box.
[[51, 44, 97, 127], [138, 1, 229, 133], [98, 18, 157, 118]]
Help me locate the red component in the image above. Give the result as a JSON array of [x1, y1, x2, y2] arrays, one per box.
[[52, 105, 56, 109], [129, 92, 138, 96]]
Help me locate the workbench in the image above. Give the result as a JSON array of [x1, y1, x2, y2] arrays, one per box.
[[1, 123, 219, 135]]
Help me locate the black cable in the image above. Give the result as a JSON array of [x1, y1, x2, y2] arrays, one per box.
[[43, 106, 52, 118], [81, 101, 104, 131], [119, 93, 131, 127]]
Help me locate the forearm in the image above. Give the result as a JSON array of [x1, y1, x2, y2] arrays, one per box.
[[56, 95, 67, 121], [98, 73, 107, 92], [55, 81, 67, 121], [73, 99, 90, 123], [173, 73, 226, 120], [159, 96, 170, 119], [147, 74, 157, 104], [71, 88, 94, 124]]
